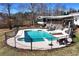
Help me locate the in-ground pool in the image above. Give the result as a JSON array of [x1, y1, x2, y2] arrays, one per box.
[[7, 29, 72, 50], [23, 31, 58, 42]]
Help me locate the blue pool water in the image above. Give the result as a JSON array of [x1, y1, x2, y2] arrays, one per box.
[[24, 31, 58, 42]]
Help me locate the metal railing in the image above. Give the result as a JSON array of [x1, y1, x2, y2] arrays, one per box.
[[4, 29, 18, 47], [4, 27, 72, 51]]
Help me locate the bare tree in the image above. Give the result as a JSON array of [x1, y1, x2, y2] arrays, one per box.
[[47, 3, 53, 16], [29, 3, 38, 25], [16, 3, 28, 26], [0, 3, 13, 29], [38, 3, 48, 16], [68, 8, 77, 14], [53, 3, 66, 16], [7, 4, 12, 29]]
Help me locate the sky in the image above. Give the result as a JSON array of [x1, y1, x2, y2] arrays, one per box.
[[48, 3, 79, 10], [0, 3, 79, 14], [63, 3, 79, 9]]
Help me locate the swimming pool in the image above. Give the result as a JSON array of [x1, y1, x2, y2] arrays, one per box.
[[24, 31, 58, 42], [6, 29, 72, 50]]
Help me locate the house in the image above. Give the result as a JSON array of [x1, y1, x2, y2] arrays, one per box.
[[36, 13, 79, 30]]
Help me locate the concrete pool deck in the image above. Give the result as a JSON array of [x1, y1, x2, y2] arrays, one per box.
[[7, 37, 67, 50], [6, 28, 71, 50]]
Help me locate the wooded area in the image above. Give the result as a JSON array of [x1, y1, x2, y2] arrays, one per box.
[[0, 3, 79, 29]]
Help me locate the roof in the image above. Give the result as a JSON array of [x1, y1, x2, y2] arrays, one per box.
[[37, 13, 79, 19]]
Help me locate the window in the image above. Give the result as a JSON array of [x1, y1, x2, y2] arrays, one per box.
[[43, 18, 46, 22]]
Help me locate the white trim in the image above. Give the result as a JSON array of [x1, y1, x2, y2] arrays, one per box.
[[37, 13, 79, 19]]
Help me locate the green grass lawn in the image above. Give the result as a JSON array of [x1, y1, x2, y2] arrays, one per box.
[[0, 29, 79, 56]]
